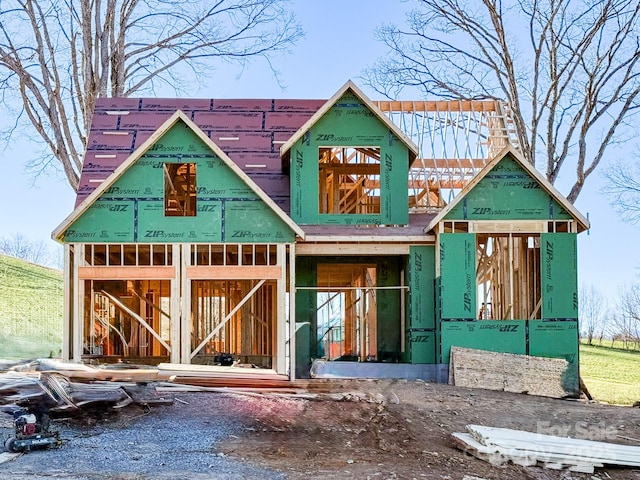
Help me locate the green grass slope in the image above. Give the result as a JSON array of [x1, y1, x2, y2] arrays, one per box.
[[580, 343, 640, 405], [0, 254, 63, 359]]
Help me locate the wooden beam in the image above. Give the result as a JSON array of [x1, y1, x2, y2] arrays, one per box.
[[411, 158, 487, 169], [319, 164, 380, 175], [186, 265, 282, 280], [296, 244, 414, 255], [470, 221, 546, 233], [374, 99, 500, 113], [78, 266, 175, 279]]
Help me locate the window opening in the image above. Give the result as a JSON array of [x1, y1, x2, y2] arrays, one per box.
[[318, 147, 381, 214], [164, 162, 196, 216], [476, 233, 541, 320]]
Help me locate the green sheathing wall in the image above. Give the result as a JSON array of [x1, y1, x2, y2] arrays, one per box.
[[406, 246, 436, 364], [439, 233, 476, 320], [440, 320, 526, 365], [295, 257, 318, 378], [377, 257, 402, 361], [64, 122, 295, 243], [446, 154, 572, 221], [289, 91, 409, 225], [541, 233, 578, 319], [529, 320, 579, 391]]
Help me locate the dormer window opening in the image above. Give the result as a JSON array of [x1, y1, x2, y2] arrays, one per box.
[[318, 147, 380, 214]]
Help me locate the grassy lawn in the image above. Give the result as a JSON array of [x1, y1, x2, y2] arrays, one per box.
[[0, 254, 63, 359], [580, 343, 640, 405]]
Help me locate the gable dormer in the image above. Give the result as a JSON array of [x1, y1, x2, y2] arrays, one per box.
[[281, 81, 418, 226], [53, 111, 303, 243]]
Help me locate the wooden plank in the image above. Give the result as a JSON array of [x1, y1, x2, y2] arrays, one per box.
[[0, 453, 21, 465], [411, 157, 487, 169], [296, 244, 411, 255], [78, 266, 175, 279], [186, 265, 281, 280], [470, 220, 546, 233], [467, 424, 640, 467]]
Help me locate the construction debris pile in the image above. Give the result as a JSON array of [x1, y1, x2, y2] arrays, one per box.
[[0, 358, 301, 412]]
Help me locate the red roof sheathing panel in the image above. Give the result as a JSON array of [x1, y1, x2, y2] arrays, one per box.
[[265, 112, 317, 130], [77, 97, 326, 209], [193, 111, 264, 131], [212, 99, 274, 111]]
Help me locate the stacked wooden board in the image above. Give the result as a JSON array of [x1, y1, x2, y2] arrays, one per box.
[[452, 424, 640, 473], [157, 363, 291, 389]]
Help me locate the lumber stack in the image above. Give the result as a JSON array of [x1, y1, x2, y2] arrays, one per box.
[[157, 363, 292, 389], [452, 424, 640, 474]]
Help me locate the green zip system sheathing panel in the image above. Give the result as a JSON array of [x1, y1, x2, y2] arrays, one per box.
[[440, 320, 526, 365], [377, 257, 402, 361], [406, 246, 437, 364], [541, 233, 578, 320], [406, 330, 436, 364], [446, 154, 572, 221], [64, 122, 295, 243], [294, 257, 317, 378], [289, 91, 409, 225], [409, 246, 436, 329], [439, 233, 476, 320], [529, 319, 579, 392]]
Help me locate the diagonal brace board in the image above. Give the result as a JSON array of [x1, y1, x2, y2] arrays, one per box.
[[101, 290, 171, 352], [191, 279, 266, 359]]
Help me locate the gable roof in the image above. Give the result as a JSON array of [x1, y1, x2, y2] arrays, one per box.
[[74, 96, 325, 211], [280, 80, 419, 159], [424, 145, 590, 233], [52, 110, 306, 241]]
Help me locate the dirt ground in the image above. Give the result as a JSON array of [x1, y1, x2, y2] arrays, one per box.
[[2, 378, 640, 479], [217, 379, 640, 480]]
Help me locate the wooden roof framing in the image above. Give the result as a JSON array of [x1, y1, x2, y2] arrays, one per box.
[[375, 99, 520, 209]]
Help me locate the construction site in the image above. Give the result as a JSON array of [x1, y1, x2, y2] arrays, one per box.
[[48, 80, 589, 394], [5, 80, 640, 479]]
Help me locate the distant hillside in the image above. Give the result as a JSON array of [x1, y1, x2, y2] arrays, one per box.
[[0, 254, 63, 359]]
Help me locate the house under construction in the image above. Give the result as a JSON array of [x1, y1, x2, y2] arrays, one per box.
[[52, 80, 588, 390]]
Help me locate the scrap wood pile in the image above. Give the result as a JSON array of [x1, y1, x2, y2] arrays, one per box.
[[452, 424, 640, 474], [0, 358, 311, 417]]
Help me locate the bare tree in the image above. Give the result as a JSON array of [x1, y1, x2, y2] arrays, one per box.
[[579, 284, 607, 345], [365, 0, 640, 203], [0, 233, 53, 266], [602, 153, 640, 224], [0, 0, 302, 191], [614, 282, 640, 349]]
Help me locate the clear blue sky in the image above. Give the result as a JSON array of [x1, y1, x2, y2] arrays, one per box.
[[0, 0, 637, 301]]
